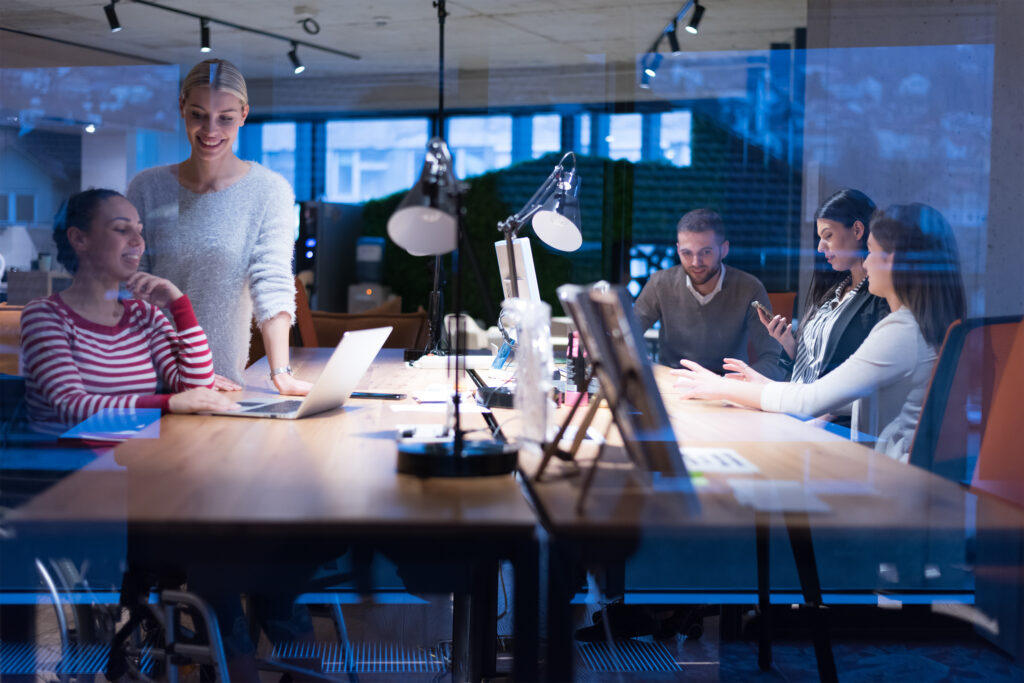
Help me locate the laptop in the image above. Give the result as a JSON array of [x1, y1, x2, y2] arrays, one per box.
[[212, 326, 392, 419]]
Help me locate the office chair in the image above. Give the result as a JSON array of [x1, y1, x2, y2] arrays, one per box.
[[908, 315, 1022, 484], [970, 317, 1024, 508]]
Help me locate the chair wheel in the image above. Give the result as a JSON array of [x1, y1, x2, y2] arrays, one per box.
[[685, 621, 705, 640]]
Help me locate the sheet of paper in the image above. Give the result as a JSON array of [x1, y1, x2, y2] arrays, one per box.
[[728, 479, 831, 513], [411, 355, 496, 370], [389, 403, 491, 414], [682, 446, 760, 474]]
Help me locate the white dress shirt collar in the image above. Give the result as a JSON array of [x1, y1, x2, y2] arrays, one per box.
[[686, 263, 726, 306]]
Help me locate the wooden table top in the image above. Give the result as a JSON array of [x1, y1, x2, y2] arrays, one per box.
[[520, 365, 1024, 536], [10, 349, 537, 538]]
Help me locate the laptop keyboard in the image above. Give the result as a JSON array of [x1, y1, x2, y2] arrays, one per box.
[[243, 400, 304, 414]]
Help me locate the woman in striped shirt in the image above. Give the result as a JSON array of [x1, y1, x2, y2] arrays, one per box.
[[20, 188, 240, 431], [758, 188, 890, 384]]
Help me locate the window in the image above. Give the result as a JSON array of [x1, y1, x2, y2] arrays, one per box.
[[576, 114, 592, 155], [261, 122, 297, 188], [325, 118, 429, 203], [0, 193, 36, 224], [531, 114, 561, 158], [607, 113, 642, 162], [659, 110, 693, 167], [14, 194, 34, 222], [447, 115, 512, 178]]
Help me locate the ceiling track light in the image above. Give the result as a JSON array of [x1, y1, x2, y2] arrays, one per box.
[[288, 42, 305, 74], [104, 1, 122, 33], [643, 52, 662, 79], [686, 1, 705, 34], [128, 1, 360, 61], [200, 17, 211, 53], [667, 20, 681, 53]]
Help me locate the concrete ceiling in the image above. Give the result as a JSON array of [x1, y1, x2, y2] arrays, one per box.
[[1, 1, 806, 77]]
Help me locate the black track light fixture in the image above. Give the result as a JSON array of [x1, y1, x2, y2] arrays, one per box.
[[667, 19, 681, 53], [200, 17, 211, 53], [686, 1, 705, 34], [643, 52, 662, 79], [104, 1, 122, 33], [288, 42, 305, 74]]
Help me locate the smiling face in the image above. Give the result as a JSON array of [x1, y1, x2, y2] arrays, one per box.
[[677, 229, 729, 287], [179, 85, 249, 161], [816, 218, 865, 272], [863, 233, 894, 300], [68, 196, 144, 282]]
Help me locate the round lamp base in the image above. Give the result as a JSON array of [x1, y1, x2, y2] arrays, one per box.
[[397, 440, 518, 478]]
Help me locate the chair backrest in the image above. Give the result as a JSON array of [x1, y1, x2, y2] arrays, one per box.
[[909, 315, 1023, 483], [0, 304, 24, 376], [293, 276, 319, 347], [311, 310, 429, 350], [766, 291, 797, 321], [971, 317, 1024, 509]]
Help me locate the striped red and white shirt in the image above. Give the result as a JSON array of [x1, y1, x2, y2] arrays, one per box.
[[19, 293, 215, 428]]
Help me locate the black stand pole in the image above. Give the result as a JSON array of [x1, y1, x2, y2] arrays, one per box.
[[395, 0, 516, 477], [397, 189, 517, 478]]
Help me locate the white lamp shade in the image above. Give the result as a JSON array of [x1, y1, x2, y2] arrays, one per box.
[[532, 210, 582, 252], [387, 206, 457, 256]]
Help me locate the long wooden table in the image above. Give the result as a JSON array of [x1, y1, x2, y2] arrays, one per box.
[[8, 348, 540, 682], [10, 351, 1024, 681], [520, 365, 1024, 681]]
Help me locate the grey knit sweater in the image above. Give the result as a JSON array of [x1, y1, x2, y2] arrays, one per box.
[[127, 162, 296, 383], [633, 264, 786, 379]]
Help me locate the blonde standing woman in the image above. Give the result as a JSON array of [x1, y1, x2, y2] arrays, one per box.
[[127, 59, 310, 394]]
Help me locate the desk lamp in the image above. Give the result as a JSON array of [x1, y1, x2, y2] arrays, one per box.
[[497, 152, 583, 300], [492, 152, 582, 361], [387, 137, 517, 477], [387, 139, 459, 358]]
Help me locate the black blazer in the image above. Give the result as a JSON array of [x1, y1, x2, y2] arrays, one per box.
[[817, 287, 890, 377], [781, 287, 890, 379]]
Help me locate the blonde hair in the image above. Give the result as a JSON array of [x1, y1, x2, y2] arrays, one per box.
[[180, 59, 248, 105]]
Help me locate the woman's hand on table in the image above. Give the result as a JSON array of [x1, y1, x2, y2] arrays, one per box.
[[212, 374, 242, 392], [273, 372, 312, 396], [169, 388, 241, 414], [722, 357, 770, 384], [670, 360, 729, 400], [757, 308, 797, 358]]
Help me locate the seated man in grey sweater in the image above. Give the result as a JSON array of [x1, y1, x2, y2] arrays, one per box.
[[633, 209, 785, 379]]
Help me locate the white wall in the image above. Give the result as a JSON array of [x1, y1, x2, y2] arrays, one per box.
[[81, 130, 130, 194]]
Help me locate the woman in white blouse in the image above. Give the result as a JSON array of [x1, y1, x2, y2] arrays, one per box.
[[672, 203, 966, 462]]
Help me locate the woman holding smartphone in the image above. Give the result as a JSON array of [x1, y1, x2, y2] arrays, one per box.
[[756, 189, 890, 383], [127, 58, 309, 394], [673, 203, 964, 462]]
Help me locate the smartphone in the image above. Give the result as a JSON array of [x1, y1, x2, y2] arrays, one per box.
[[350, 391, 406, 400], [750, 300, 773, 317]]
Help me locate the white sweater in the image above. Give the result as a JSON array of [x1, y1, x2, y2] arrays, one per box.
[[127, 163, 297, 382], [760, 308, 937, 462]]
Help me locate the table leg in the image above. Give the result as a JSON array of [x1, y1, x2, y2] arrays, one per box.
[[755, 512, 772, 672], [545, 542, 578, 682], [452, 560, 496, 683], [783, 512, 837, 683], [512, 539, 540, 682]]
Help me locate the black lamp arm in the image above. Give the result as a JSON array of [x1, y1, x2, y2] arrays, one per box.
[[495, 151, 576, 300]]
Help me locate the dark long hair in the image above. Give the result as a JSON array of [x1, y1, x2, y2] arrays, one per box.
[[803, 188, 877, 320], [53, 188, 123, 273], [869, 204, 966, 348]]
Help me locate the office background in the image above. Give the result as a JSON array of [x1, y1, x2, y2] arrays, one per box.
[[2, 0, 1021, 320]]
